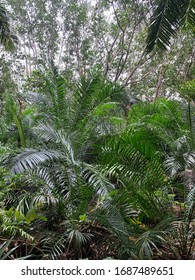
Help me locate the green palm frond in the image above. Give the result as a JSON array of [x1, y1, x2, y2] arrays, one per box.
[[185, 185, 195, 220], [3, 148, 63, 174], [0, 238, 18, 260], [135, 230, 159, 259], [186, 0, 195, 28], [7, 96, 26, 148], [102, 126, 166, 189], [134, 215, 176, 259], [101, 202, 129, 236], [67, 228, 92, 245], [89, 199, 131, 253], [71, 76, 124, 131], [29, 165, 75, 203], [165, 144, 195, 177], [0, 4, 18, 50], [41, 237, 65, 260], [82, 163, 115, 196], [33, 123, 76, 164], [0, 238, 32, 259], [146, 0, 195, 53], [39, 65, 68, 126]]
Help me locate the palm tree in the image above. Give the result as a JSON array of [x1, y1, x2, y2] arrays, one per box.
[[2, 73, 127, 259], [100, 98, 195, 259], [146, 0, 195, 53], [2, 65, 194, 259]]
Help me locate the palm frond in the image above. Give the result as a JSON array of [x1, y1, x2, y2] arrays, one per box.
[[0, 238, 32, 259], [82, 163, 115, 196], [71, 76, 124, 132], [40, 66, 68, 126], [186, 0, 195, 28], [33, 123, 76, 164], [67, 228, 92, 245], [3, 148, 63, 174], [91, 200, 130, 248], [0, 4, 18, 50], [102, 126, 166, 188], [41, 237, 65, 260], [186, 185, 195, 220], [0, 238, 17, 260], [135, 229, 166, 259], [146, 0, 194, 53]]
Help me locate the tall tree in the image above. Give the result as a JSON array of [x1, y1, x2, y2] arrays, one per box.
[[0, 3, 17, 50]]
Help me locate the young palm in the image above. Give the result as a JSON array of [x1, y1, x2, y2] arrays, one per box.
[[100, 98, 195, 259], [2, 73, 127, 258]]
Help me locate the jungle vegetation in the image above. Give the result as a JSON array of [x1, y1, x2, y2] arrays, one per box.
[[0, 0, 194, 260]]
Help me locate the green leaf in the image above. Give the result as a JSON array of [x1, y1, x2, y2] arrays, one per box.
[[79, 214, 87, 222], [25, 207, 37, 224]]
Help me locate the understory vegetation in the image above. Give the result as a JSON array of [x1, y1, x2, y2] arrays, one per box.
[[0, 0, 194, 260]]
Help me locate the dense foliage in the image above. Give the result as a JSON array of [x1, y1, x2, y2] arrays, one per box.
[[0, 0, 194, 260]]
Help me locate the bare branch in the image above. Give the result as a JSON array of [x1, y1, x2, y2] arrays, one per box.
[[124, 52, 153, 86], [104, 32, 120, 76]]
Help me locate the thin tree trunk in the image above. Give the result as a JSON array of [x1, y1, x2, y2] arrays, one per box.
[[155, 64, 167, 99]]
